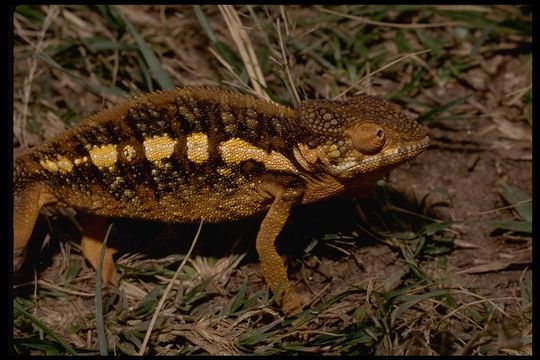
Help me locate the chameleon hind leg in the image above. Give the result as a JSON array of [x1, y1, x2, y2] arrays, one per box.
[[14, 183, 58, 250], [255, 181, 305, 316], [14, 183, 118, 284], [78, 214, 118, 285]]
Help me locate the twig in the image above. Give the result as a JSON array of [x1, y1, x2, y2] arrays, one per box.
[[319, 7, 459, 29], [218, 5, 269, 100], [138, 218, 204, 355], [276, 11, 300, 105], [208, 47, 261, 98], [333, 49, 430, 99], [18, 5, 60, 148], [37, 280, 95, 297]]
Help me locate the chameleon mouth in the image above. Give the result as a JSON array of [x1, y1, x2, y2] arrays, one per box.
[[335, 135, 430, 174], [372, 135, 430, 164]]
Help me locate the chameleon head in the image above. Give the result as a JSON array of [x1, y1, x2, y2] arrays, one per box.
[[297, 94, 430, 179]]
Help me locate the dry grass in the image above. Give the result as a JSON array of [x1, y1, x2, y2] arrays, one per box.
[[12, 5, 531, 355]]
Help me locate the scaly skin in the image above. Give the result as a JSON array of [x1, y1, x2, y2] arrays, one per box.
[[13, 87, 429, 315]]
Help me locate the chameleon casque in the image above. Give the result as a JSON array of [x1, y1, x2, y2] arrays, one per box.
[[13, 87, 429, 315]]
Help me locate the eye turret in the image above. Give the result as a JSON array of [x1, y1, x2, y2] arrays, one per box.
[[350, 122, 386, 155]]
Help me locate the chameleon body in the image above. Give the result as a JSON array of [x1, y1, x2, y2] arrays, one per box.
[[13, 87, 429, 315]]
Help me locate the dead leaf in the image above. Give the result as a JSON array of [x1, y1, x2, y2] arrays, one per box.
[[492, 117, 531, 142], [460, 249, 531, 274]]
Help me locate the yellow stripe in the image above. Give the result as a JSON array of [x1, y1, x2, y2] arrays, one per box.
[[218, 138, 299, 174], [39, 154, 75, 173], [89, 144, 118, 169], [186, 132, 209, 164], [39, 159, 59, 173], [144, 134, 177, 162], [56, 155, 74, 172]]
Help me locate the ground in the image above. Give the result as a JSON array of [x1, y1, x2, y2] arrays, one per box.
[[11, 5, 531, 355]]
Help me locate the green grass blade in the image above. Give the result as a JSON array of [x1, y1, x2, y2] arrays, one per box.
[[192, 5, 217, 43], [37, 52, 129, 97], [421, 220, 456, 236], [417, 95, 471, 123], [469, 23, 495, 57], [13, 302, 77, 355], [226, 278, 248, 315], [236, 320, 281, 347], [383, 265, 410, 293], [390, 289, 450, 325], [111, 5, 174, 90], [494, 220, 532, 233], [132, 286, 162, 317], [95, 224, 114, 355], [497, 181, 532, 222]]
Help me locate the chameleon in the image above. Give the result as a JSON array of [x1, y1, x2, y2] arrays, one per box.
[[13, 87, 429, 315]]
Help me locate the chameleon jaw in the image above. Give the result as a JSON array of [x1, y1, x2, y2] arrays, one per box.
[[332, 135, 430, 176]]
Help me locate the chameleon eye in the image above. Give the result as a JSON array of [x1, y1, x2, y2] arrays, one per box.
[[351, 122, 386, 155]]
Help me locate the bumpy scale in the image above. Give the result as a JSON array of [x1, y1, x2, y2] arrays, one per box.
[[13, 87, 429, 315]]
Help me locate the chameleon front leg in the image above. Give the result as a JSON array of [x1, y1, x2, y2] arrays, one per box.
[[255, 181, 305, 316]]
